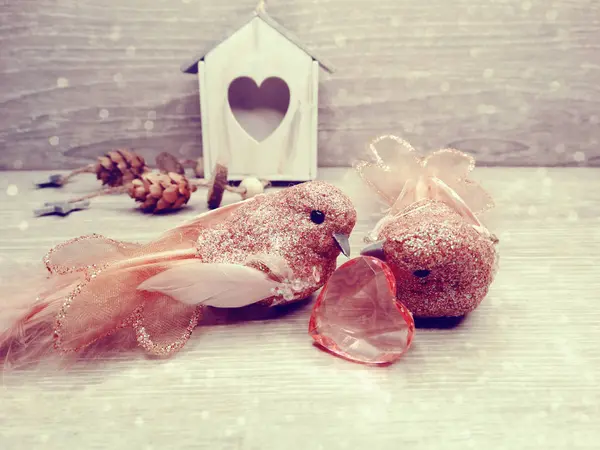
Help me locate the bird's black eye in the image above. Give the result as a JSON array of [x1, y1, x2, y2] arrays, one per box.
[[413, 269, 431, 278], [310, 210, 325, 224]]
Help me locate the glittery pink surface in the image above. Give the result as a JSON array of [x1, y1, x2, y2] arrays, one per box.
[[379, 200, 497, 317], [1, 181, 357, 365], [196, 181, 357, 304], [309, 256, 415, 365]]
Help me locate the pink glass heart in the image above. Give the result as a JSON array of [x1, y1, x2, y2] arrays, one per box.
[[309, 256, 415, 365]]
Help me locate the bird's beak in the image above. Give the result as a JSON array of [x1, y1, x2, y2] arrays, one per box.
[[333, 233, 351, 257], [360, 240, 386, 261]]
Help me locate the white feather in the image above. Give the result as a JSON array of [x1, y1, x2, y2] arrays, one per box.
[[137, 260, 280, 308]]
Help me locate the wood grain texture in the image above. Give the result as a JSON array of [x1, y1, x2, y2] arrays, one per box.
[[0, 168, 599, 449], [1, 0, 600, 170]]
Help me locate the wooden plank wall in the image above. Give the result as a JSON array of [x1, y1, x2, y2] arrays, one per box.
[[1, 0, 599, 170]]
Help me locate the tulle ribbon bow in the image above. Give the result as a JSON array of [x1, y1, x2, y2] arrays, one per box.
[[355, 135, 494, 241]]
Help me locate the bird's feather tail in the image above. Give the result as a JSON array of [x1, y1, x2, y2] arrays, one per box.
[[0, 269, 83, 370], [0, 259, 201, 371]]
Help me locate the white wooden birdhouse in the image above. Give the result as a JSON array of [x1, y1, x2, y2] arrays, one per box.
[[181, 4, 333, 181]]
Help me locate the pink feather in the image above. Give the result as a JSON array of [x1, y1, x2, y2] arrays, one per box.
[[0, 268, 84, 370], [138, 259, 287, 308]]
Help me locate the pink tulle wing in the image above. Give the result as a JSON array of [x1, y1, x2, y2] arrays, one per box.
[[424, 149, 493, 214], [44, 234, 142, 275], [0, 269, 85, 369], [368, 135, 418, 170], [388, 178, 419, 215], [137, 260, 281, 308], [356, 135, 422, 206], [429, 177, 482, 227], [354, 162, 406, 206], [54, 263, 169, 352], [446, 178, 495, 214], [423, 149, 475, 179], [132, 296, 201, 357]]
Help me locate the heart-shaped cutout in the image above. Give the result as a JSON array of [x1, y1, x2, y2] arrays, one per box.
[[309, 256, 415, 365], [228, 76, 290, 142]]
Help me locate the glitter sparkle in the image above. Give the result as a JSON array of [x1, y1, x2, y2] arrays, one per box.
[[195, 181, 357, 304], [379, 200, 497, 317]]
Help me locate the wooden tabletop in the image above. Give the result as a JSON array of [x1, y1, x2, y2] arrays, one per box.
[[0, 168, 598, 449]]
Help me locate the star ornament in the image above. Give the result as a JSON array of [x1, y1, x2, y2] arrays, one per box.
[[34, 200, 91, 217]]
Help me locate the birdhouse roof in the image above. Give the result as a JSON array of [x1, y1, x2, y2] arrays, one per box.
[[181, 9, 334, 74]]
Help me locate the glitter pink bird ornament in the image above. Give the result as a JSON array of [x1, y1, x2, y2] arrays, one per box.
[[0, 181, 356, 369], [356, 135, 499, 318]]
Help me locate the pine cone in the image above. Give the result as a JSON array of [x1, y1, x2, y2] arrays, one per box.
[[128, 172, 197, 213], [156, 152, 185, 175], [95, 149, 147, 187]]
